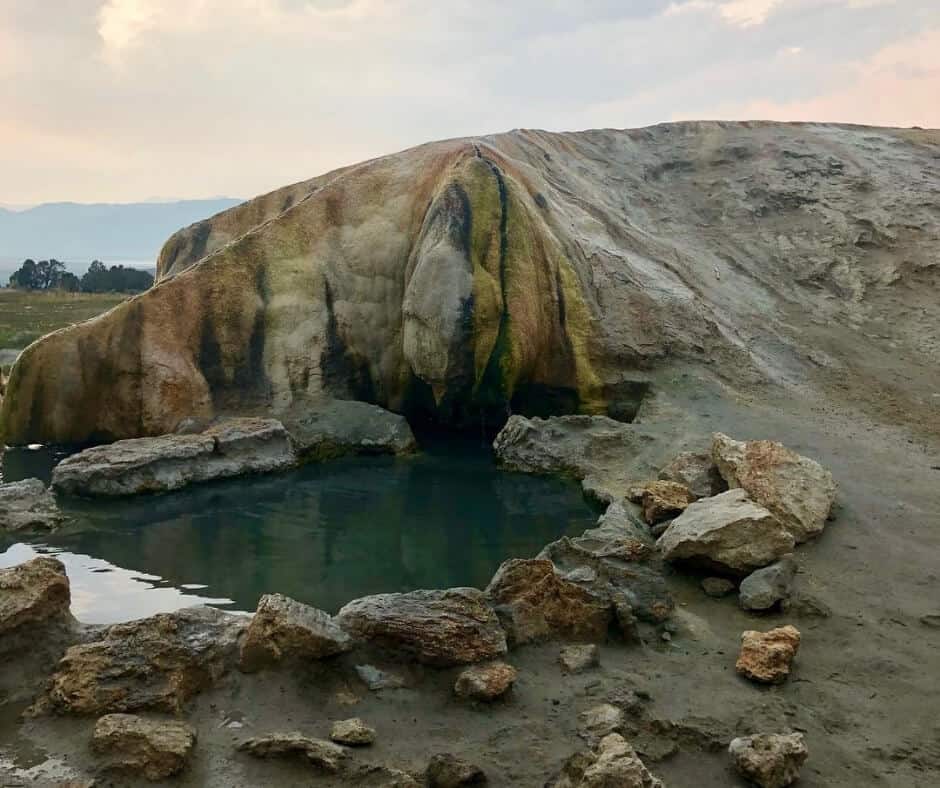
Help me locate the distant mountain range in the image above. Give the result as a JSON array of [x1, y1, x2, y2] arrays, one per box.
[[0, 199, 243, 277]]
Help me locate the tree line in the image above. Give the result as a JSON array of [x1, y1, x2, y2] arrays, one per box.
[[7, 259, 154, 294]]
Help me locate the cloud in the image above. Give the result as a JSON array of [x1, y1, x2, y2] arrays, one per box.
[[0, 0, 937, 204], [717, 28, 940, 126], [719, 0, 786, 27], [665, 0, 787, 27]]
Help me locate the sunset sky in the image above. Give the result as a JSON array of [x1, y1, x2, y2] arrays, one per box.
[[2, 0, 938, 205]]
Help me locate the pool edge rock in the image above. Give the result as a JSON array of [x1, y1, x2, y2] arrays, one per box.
[[51, 418, 297, 497], [336, 588, 508, 667], [33, 605, 249, 716]]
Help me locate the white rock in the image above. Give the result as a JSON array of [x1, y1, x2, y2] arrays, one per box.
[[657, 489, 794, 574]]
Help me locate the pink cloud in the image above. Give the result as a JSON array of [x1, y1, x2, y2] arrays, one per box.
[[723, 28, 940, 127]]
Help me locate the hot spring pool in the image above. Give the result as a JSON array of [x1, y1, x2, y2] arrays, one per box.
[[0, 437, 598, 624]]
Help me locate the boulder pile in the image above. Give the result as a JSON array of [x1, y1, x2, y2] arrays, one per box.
[[651, 433, 836, 595]]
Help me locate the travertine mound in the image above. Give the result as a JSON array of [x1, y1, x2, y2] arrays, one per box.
[[4, 122, 938, 443]]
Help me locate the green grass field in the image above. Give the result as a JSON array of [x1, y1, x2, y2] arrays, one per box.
[[0, 289, 129, 351]]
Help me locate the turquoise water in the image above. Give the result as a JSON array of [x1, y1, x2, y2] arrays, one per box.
[[0, 438, 597, 623]]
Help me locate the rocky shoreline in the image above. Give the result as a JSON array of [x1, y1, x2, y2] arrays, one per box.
[[1, 410, 839, 786]]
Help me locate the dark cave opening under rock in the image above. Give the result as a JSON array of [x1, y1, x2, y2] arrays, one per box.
[[397, 374, 653, 444]]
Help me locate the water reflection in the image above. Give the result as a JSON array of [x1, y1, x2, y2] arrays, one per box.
[[0, 543, 235, 624], [0, 438, 597, 621]]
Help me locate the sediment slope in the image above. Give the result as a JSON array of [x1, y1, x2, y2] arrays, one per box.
[[2, 122, 938, 444]]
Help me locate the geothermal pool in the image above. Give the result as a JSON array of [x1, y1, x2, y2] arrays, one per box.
[[0, 437, 597, 624]]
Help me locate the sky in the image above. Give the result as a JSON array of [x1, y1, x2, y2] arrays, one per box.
[[2, 0, 938, 205]]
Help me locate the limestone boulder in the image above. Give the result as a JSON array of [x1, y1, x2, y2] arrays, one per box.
[[739, 556, 797, 611], [0, 478, 65, 531], [657, 489, 794, 575], [238, 733, 349, 772], [493, 415, 682, 505], [240, 593, 351, 672], [454, 662, 517, 701], [736, 625, 801, 684], [485, 558, 612, 645], [0, 556, 71, 638], [552, 733, 664, 788], [36, 606, 248, 715], [330, 718, 376, 746], [658, 450, 725, 499], [92, 714, 196, 781], [627, 480, 694, 525], [51, 418, 296, 497], [712, 433, 836, 542], [578, 704, 624, 745], [592, 501, 654, 545], [336, 588, 507, 666], [729, 732, 808, 788], [540, 499, 674, 629], [538, 530, 673, 630], [559, 644, 600, 673], [282, 399, 416, 461]]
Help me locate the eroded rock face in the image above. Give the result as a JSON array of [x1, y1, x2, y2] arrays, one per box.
[[712, 433, 836, 543], [239, 593, 351, 672], [282, 399, 416, 461], [51, 418, 296, 497], [0, 556, 71, 638], [657, 489, 794, 575], [453, 662, 517, 701], [92, 714, 196, 781], [628, 480, 695, 525], [658, 451, 725, 500], [729, 732, 808, 788], [37, 606, 247, 715], [0, 478, 65, 531], [553, 733, 664, 788], [736, 625, 801, 684], [237, 733, 349, 772], [485, 558, 612, 645], [336, 588, 507, 666]]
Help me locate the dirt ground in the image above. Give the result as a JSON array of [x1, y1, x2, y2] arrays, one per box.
[[2, 368, 938, 787]]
